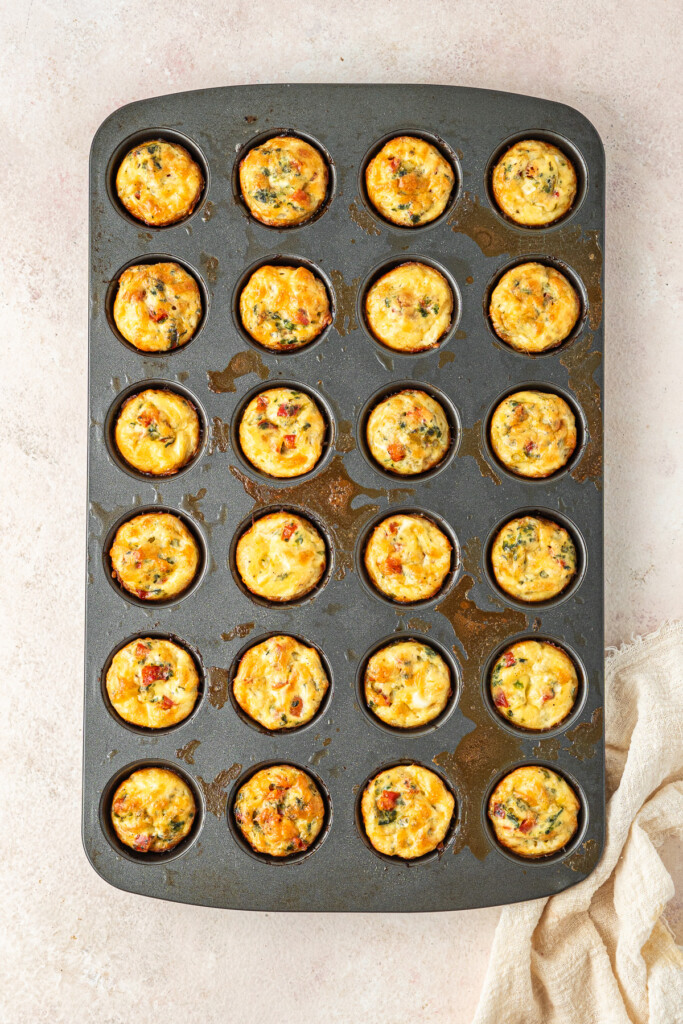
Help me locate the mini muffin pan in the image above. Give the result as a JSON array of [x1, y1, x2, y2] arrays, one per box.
[[85, 84, 605, 912]]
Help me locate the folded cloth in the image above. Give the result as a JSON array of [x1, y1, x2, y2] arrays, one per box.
[[473, 621, 683, 1024]]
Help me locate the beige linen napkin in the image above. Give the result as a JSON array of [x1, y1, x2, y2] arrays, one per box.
[[473, 621, 683, 1024]]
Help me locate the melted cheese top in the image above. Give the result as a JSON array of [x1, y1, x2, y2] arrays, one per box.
[[489, 390, 577, 478], [109, 512, 200, 601], [239, 136, 328, 227], [490, 639, 578, 730], [234, 764, 325, 857], [364, 640, 451, 728], [361, 764, 454, 858], [115, 389, 200, 476], [235, 512, 327, 602], [239, 387, 326, 478], [364, 513, 452, 603], [106, 637, 200, 729], [111, 767, 196, 853], [240, 265, 332, 350], [489, 262, 580, 353], [488, 766, 580, 857], [116, 140, 204, 226], [491, 515, 577, 602], [492, 139, 577, 226], [366, 389, 450, 475], [365, 136, 455, 226], [233, 634, 329, 729], [365, 262, 453, 352], [113, 262, 202, 352]]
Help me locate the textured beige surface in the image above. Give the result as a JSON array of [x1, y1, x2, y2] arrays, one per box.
[[1, 1, 681, 1022]]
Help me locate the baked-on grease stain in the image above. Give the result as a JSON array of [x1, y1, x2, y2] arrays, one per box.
[[209, 417, 231, 454], [208, 667, 230, 709], [405, 617, 432, 632], [566, 707, 603, 760], [221, 622, 255, 642], [335, 418, 356, 453], [561, 333, 603, 488], [438, 351, 455, 369], [459, 420, 501, 485], [348, 199, 381, 236], [176, 739, 201, 765], [433, 537, 528, 859], [196, 764, 242, 817], [565, 837, 599, 873], [207, 350, 269, 394], [182, 487, 207, 521], [329, 270, 359, 336], [230, 454, 413, 579], [201, 201, 215, 223], [200, 253, 219, 284]]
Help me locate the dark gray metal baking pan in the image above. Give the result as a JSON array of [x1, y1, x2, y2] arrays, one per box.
[[85, 83, 605, 912]]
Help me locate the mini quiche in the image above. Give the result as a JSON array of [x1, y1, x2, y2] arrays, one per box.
[[111, 767, 196, 853], [488, 765, 580, 858], [235, 512, 327, 602], [116, 139, 204, 226], [106, 638, 200, 729], [233, 764, 325, 857], [239, 387, 326, 478], [364, 513, 452, 603], [233, 634, 329, 729], [491, 515, 577, 603], [489, 390, 577, 478], [490, 639, 579, 731], [489, 262, 580, 353], [240, 265, 332, 351], [365, 262, 453, 353], [113, 262, 202, 352], [366, 389, 450, 475], [365, 136, 455, 226], [109, 512, 200, 601], [364, 640, 451, 728], [114, 389, 201, 476], [361, 764, 454, 858], [492, 139, 577, 226], [239, 135, 328, 227]]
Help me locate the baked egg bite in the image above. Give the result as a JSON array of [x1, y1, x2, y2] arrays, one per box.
[[490, 515, 576, 603], [239, 387, 326, 478], [239, 136, 328, 227], [492, 139, 577, 226], [114, 389, 201, 476], [109, 512, 200, 601], [365, 262, 453, 353], [490, 640, 578, 730], [489, 390, 577, 478], [111, 767, 196, 853], [113, 262, 202, 353], [233, 764, 325, 857], [365, 136, 455, 227], [116, 139, 203, 226], [364, 513, 452, 603], [235, 512, 326, 602], [366, 389, 450, 475], [364, 640, 451, 729], [240, 265, 332, 351], [361, 764, 454, 858], [489, 262, 580, 353], [233, 634, 329, 729], [106, 638, 200, 729], [488, 765, 580, 858]]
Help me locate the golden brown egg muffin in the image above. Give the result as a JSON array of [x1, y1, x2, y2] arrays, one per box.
[[366, 389, 450, 475], [116, 139, 204, 226], [365, 136, 455, 226], [365, 263, 453, 353], [492, 139, 577, 226], [364, 640, 451, 728], [239, 136, 328, 227], [233, 635, 329, 729], [491, 515, 576, 603], [488, 765, 580, 858], [113, 262, 202, 352], [489, 262, 580, 353], [238, 388, 326, 478], [111, 767, 196, 853], [106, 638, 200, 729], [490, 640, 578, 730], [235, 512, 326, 602], [361, 764, 454, 858], [114, 390, 201, 476], [240, 265, 332, 351], [109, 512, 200, 601], [233, 764, 325, 856], [364, 513, 452, 603], [489, 390, 577, 478]]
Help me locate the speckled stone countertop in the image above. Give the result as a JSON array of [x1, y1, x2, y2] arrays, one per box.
[[2, 1, 681, 1021]]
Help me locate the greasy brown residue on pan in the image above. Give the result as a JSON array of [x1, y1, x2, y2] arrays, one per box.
[[348, 199, 381, 236], [438, 350, 455, 369], [532, 734, 562, 762], [230, 454, 413, 579], [561, 333, 603, 488], [208, 350, 269, 394], [329, 270, 359, 336], [459, 420, 501, 485], [182, 487, 207, 521], [404, 616, 432, 632], [209, 417, 231, 454], [208, 667, 230, 709], [176, 739, 201, 765], [221, 622, 255, 642], [200, 252, 219, 284], [433, 537, 528, 859], [566, 707, 603, 761], [565, 837, 600, 873], [201, 201, 215, 223], [335, 418, 356, 453], [196, 764, 242, 817]]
